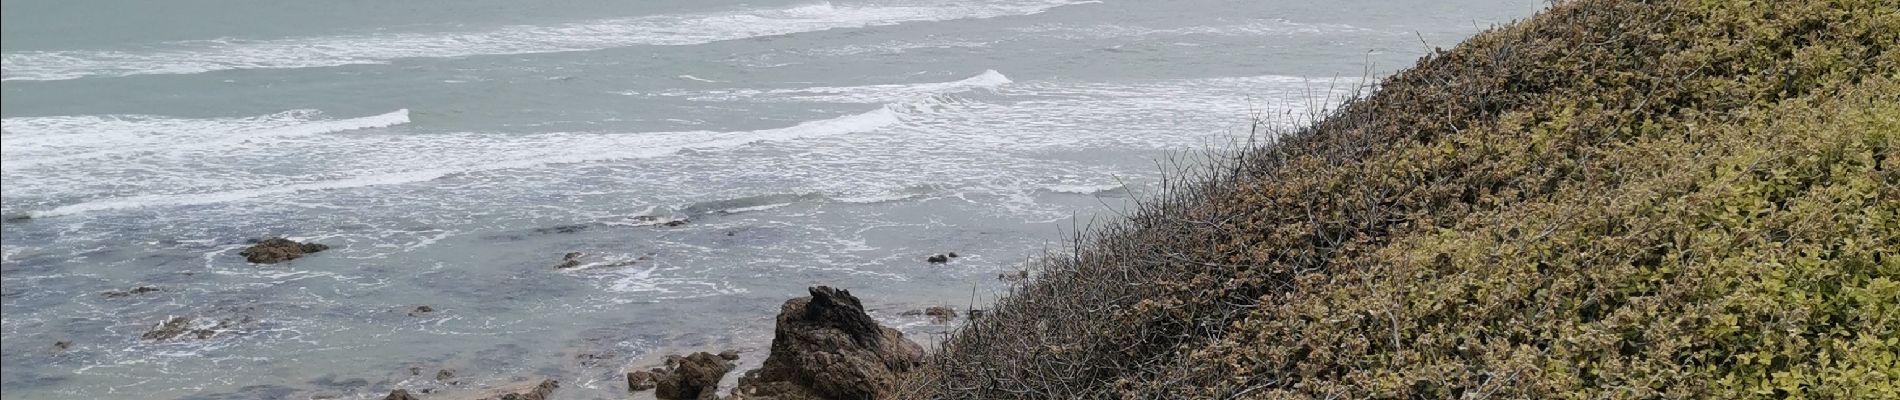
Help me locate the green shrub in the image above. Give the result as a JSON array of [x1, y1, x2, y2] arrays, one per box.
[[906, 0, 1899, 398]]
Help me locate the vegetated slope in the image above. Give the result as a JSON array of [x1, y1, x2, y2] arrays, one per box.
[[907, 0, 1899, 398]]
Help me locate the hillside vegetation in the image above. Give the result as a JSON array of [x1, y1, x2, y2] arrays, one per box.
[[907, 0, 1899, 398]]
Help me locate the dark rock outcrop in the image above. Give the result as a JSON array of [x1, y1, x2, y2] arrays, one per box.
[[383, 389, 419, 400], [925, 254, 949, 264], [730, 286, 924, 400], [628, 370, 659, 391], [240, 238, 329, 264], [556, 252, 583, 269], [628, 352, 734, 399]]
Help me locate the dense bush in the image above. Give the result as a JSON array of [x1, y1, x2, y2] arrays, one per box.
[[905, 0, 1898, 398]]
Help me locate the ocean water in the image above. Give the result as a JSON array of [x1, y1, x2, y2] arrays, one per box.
[[0, 1, 1538, 398]]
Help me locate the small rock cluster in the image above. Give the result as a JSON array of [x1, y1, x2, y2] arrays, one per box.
[[627, 351, 739, 400], [901, 306, 959, 323], [141, 315, 248, 341], [240, 237, 330, 264], [925, 252, 959, 264]]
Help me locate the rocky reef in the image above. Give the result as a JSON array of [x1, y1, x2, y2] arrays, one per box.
[[239, 237, 330, 264]]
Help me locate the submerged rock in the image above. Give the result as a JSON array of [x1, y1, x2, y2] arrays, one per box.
[[719, 350, 742, 361], [901, 306, 959, 323], [102, 286, 161, 298], [140, 313, 252, 341], [495, 379, 558, 400], [731, 286, 924, 400], [408, 305, 435, 316], [926, 254, 950, 264], [240, 238, 330, 264], [533, 224, 590, 235], [556, 252, 583, 269], [924, 306, 957, 322], [141, 317, 194, 341]]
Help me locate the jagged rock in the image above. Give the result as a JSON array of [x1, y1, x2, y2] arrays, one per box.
[[651, 352, 733, 400], [142, 317, 193, 341], [240, 238, 329, 264], [924, 306, 957, 322], [627, 370, 659, 391], [384, 389, 419, 400], [435, 369, 455, 381], [730, 286, 924, 400], [102, 286, 161, 298], [556, 252, 583, 269], [494, 379, 558, 400], [925, 254, 950, 264], [719, 350, 742, 361]]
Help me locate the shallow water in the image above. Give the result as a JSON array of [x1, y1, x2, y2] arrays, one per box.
[[2, 0, 1537, 398]]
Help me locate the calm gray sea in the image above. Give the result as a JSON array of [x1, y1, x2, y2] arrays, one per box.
[[1, 1, 1537, 398]]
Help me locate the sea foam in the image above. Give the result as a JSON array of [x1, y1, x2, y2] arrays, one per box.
[[0, 1, 1087, 81], [24, 104, 904, 218]]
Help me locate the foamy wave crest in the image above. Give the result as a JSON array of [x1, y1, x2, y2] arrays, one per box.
[[1009, 19, 1376, 40], [1, 1, 1087, 81], [26, 103, 912, 217], [652, 69, 1013, 103], [1, 109, 410, 169]]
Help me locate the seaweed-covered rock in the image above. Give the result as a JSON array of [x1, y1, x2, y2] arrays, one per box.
[[239, 238, 329, 264], [731, 286, 924, 400]]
